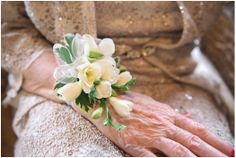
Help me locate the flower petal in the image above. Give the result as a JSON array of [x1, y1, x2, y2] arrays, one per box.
[[117, 71, 132, 85], [79, 80, 92, 93], [97, 57, 119, 84], [96, 81, 112, 99], [98, 38, 115, 56], [83, 34, 97, 49], [71, 34, 84, 58]]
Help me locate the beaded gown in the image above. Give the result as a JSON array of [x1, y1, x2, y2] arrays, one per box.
[[1, 1, 234, 156]]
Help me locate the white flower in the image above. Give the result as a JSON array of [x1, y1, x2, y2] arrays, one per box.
[[77, 62, 102, 93], [97, 57, 120, 84], [117, 71, 132, 85], [96, 81, 112, 99], [71, 34, 85, 57], [57, 82, 82, 101], [83, 34, 115, 57], [98, 38, 115, 56], [109, 97, 134, 117]]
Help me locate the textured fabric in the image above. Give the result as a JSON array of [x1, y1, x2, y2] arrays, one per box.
[[24, 1, 222, 44], [13, 91, 124, 156], [1, 1, 222, 74], [1, 2, 51, 74]]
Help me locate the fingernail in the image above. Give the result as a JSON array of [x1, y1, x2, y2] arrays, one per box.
[[230, 148, 234, 157], [184, 112, 191, 118]]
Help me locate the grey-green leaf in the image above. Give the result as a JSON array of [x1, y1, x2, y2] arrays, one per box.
[[54, 82, 65, 90], [65, 33, 75, 46], [54, 45, 73, 64], [64, 33, 75, 58]]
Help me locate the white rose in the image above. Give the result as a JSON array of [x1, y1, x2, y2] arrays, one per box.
[[117, 71, 132, 85], [57, 82, 82, 101], [96, 81, 112, 99], [83, 34, 115, 57], [109, 97, 134, 117], [97, 57, 120, 84], [77, 62, 102, 93]]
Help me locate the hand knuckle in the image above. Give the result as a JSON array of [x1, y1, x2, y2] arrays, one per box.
[[195, 122, 207, 136], [173, 145, 186, 157], [166, 125, 179, 138], [188, 135, 202, 151]]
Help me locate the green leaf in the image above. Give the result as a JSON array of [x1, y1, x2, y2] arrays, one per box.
[[88, 86, 96, 104], [99, 98, 107, 107], [112, 78, 136, 92], [103, 105, 126, 130], [89, 50, 104, 61], [125, 78, 136, 87], [75, 91, 92, 112], [111, 83, 128, 91], [103, 106, 112, 126], [111, 89, 117, 97], [55, 46, 73, 64], [114, 56, 120, 68], [111, 121, 127, 131], [54, 82, 65, 90]]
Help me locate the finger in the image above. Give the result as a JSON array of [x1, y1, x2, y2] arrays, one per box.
[[124, 145, 156, 157], [121, 92, 156, 104], [169, 125, 227, 157], [153, 137, 196, 157], [175, 113, 233, 156]]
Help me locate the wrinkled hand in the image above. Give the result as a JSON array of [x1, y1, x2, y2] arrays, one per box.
[[23, 52, 233, 157], [22, 51, 63, 103], [78, 92, 233, 157]]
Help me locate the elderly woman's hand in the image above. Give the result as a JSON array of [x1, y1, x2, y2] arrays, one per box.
[[78, 92, 233, 157], [23, 51, 233, 157]]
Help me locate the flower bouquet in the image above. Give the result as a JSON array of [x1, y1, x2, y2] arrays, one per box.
[[53, 34, 135, 130]]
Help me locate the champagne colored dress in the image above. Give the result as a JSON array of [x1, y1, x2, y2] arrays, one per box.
[[1, 1, 234, 156]]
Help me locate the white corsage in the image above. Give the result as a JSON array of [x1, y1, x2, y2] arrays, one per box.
[[53, 33, 135, 130]]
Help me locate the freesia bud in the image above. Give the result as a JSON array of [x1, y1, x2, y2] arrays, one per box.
[[109, 97, 134, 117], [57, 82, 82, 101], [91, 107, 103, 119], [117, 71, 132, 85]]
